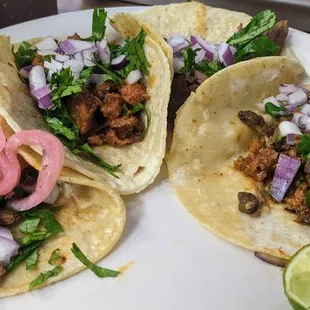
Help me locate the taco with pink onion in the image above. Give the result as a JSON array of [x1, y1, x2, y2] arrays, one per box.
[[0, 8, 171, 195], [0, 119, 125, 298]]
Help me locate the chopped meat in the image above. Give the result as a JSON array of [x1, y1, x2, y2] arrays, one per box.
[[234, 147, 278, 181], [0, 264, 6, 281], [238, 110, 274, 137], [248, 138, 264, 154], [67, 33, 81, 40], [67, 92, 101, 134], [285, 182, 310, 224], [0, 209, 20, 226], [87, 115, 144, 147], [237, 192, 260, 214], [267, 20, 289, 55], [32, 54, 44, 67], [119, 83, 150, 106], [94, 81, 118, 99], [101, 93, 122, 120], [304, 160, 310, 174]]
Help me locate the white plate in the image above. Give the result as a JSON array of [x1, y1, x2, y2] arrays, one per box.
[[0, 7, 310, 310]]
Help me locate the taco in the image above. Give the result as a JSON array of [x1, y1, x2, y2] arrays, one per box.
[[112, 3, 303, 123], [0, 119, 125, 298], [167, 56, 310, 261], [0, 8, 171, 195]]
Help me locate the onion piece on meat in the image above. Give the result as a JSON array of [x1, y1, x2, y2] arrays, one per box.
[[173, 58, 185, 73], [60, 39, 94, 55], [0, 227, 19, 266], [97, 39, 110, 64], [270, 154, 301, 202], [111, 55, 129, 69], [19, 65, 34, 79], [287, 89, 308, 107], [5, 130, 64, 211], [125, 70, 142, 84], [29, 66, 47, 90], [36, 36, 58, 51], [218, 42, 235, 66], [279, 121, 302, 136], [286, 134, 296, 146], [254, 252, 289, 267]]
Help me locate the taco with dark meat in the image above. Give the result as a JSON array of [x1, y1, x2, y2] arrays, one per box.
[[112, 3, 303, 123], [0, 117, 125, 298], [167, 56, 310, 262], [0, 8, 171, 195]]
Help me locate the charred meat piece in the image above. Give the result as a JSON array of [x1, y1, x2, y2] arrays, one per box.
[[238, 192, 260, 214], [108, 115, 144, 139], [119, 83, 150, 106], [234, 147, 278, 181], [0, 209, 20, 226], [169, 71, 207, 123], [285, 182, 310, 224], [67, 92, 101, 134], [101, 93, 122, 120], [67, 33, 81, 40], [94, 81, 118, 99], [238, 110, 274, 137], [266, 20, 289, 55], [32, 54, 44, 67]]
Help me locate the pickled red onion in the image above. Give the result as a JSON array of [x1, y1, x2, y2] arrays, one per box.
[[5, 130, 64, 211]]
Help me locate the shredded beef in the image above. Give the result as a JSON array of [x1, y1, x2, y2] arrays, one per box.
[[101, 93, 122, 120], [119, 83, 150, 105], [238, 110, 274, 137], [237, 192, 260, 214], [94, 81, 118, 99], [267, 20, 289, 55], [67, 33, 81, 40], [67, 92, 101, 134]]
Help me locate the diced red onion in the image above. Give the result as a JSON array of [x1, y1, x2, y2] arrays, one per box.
[[286, 134, 296, 146], [292, 112, 305, 127], [276, 93, 288, 102], [97, 39, 110, 64], [82, 46, 97, 67], [263, 96, 280, 107], [29, 66, 46, 90], [218, 42, 235, 66], [190, 36, 217, 61], [298, 115, 310, 128], [270, 154, 301, 202], [31, 84, 51, 100], [59, 39, 94, 55], [301, 104, 310, 116], [167, 35, 189, 52], [279, 121, 302, 136], [111, 55, 129, 69], [38, 94, 54, 110], [19, 65, 34, 79], [43, 184, 60, 204], [73, 52, 83, 60], [55, 53, 70, 62], [279, 84, 303, 94], [0, 227, 14, 241], [287, 89, 308, 107], [173, 58, 185, 73], [192, 43, 205, 63], [35, 36, 58, 51], [0, 227, 19, 266], [5, 130, 64, 211], [37, 50, 57, 56], [63, 59, 84, 80], [44, 59, 63, 72], [125, 70, 142, 84]]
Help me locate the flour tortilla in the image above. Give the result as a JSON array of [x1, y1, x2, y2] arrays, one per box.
[[167, 57, 308, 259], [0, 118, 126, 298], [114, 3, 302, 75], [0, 30, 171, 195]]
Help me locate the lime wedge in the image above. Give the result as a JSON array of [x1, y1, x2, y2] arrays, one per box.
[[284, 245, 310, 310]]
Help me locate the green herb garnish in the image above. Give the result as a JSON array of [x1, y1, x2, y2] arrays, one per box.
[[13, 41, 36, 70], [180, 45, 198, 74], [264, 102, 286, 117], [48, 249, 65, 265], [19, 218, 40, 234], [90, 8, 108, 42], [195, 61, 224, 77], [306, 191, 310, 208], [25, 249, 39, 270], [131, 103, 145, 114], [299, 134, 310, 156], [71, 243, 120, 278], [29, 265, 63, 290]]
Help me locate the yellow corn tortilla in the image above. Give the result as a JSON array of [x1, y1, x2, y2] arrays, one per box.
[[0, 30, 171, 195], [167, 57, 308, 259], [0, 117, 126, 298]]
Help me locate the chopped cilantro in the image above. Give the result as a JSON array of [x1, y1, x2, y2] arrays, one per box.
[[95, 61, 122, 84], [13, 41, 36, 70], [299, 134, 310, 156], [195, 61, 224, 77], [25, 249, 39, 270], [71, 243, 120, 278], [131, 103, 145, 114], [19, 218, 40, 234], [180, 45, 198, 74], [306, 191, 310, 208], [29, 265, 63, 290], [264, 102, 286, 117], [90, 8, 108, 42], [48, 249, 65, 265]]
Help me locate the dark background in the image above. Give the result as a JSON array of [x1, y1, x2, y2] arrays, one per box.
[[0, 0, 309, 32]]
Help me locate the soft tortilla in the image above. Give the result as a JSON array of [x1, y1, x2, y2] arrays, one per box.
[[0, 31, 171, 195], [0, 119, 126, 298], [167, 57, 308, 259]]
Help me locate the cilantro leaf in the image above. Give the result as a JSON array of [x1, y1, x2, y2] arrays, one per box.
[[19, 218, 40, 234], [180, 45, 198, 74], [90, 8, 108, 42], [227, 10, 276, 48], [299, 134, 310, 156], [29, 265, 63, 290], [13, 41, 36, 70], [95, 61, 122, 83], [235, 35, 279, 61], [48, 248, 65, 265], [25, 249, 38, 270], [194, 61, 223, 77], [264, 102, 286, 117], [72, 143, 121, 178], [131, 103, 145, 114], [71, 243, 120, 278]]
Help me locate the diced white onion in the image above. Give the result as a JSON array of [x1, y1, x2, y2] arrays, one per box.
[[173, 58, 185, 73], [64, 59, 84, 80], [301, 103, 310, 116], [288, 89, 308, 106], [35, 36, 58, 51], [97, 39, 110, 64], [125, 70, 142, 84], [55, 53, 70, 62], [279, 121, 302, 137], [263, 96, 280, 107], [29, 66, 46, 90]]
